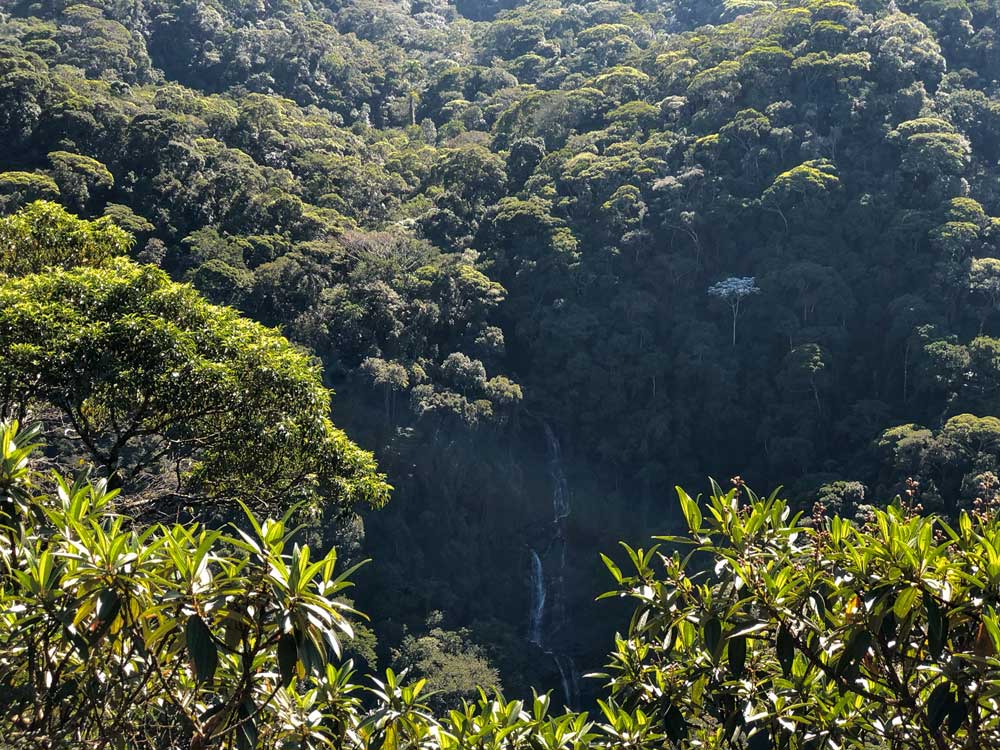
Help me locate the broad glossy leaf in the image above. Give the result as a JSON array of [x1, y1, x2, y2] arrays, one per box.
[[704, 617, 722, 657], [947, 699, 968, 734], [836, 629, 872, 680], [926, 681, 953, 731], [728, 633, 747, 679], [277, 632, 297, 687], [677, 486, 702, 532], [926, 597, 947, 658], [186, 614, 218, 684], [776, 626, 795, 676], [893, 587, 919, 619]]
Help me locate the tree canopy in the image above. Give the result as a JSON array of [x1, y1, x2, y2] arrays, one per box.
[[5, 0, 1000, 711], [0, 257, 389, 516]]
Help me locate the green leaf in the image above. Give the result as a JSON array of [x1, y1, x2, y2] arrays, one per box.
[[67, 629, 90, 660], [662, 701, 687, 743], [947, 699, 968, 734], [296, 629, 324, 675], [836, 629, 872, 680], [982, 608, 1000, 654], [926, 681, 953, 731], [879, 610, 897, 643], [90, 589, 121, 641], [776, 625, 795, 676], [200, 702, 229, 730], [600, 553, 623, 583], [728, 633, 747, 679], [722, 706, 744, 742], [186, 614, 218, 684], [236, 700, 258, 750], [677, 486, 702, 532], [926, 597, 948, 658], [730, 622, 769, 639], [959, 511, 972, 538], [893, 587, 920, 619], [277, 632, 297, 687], [808, 591, 827, 622], [704, 617, 722, 657], [224, 614, 245, 651]]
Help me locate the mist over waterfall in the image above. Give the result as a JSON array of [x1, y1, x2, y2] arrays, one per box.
[[526, 423, 580, 708]]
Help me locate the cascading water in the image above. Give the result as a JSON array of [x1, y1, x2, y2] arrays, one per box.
[[525, 423, 580, 708], [553, 653, 580, 709], [528, 549, 545, 647], [545, 423, 571, 523]]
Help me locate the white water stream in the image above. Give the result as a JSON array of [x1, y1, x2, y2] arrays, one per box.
[[526, 423, 580, 708], [528, 548, 545, 647]]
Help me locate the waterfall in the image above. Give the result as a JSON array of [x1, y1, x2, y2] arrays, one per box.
[[553, 653, 580, 709], [544, 423, 571, 522], [525, 422, 580, 708], [528, 549, 545, 647]]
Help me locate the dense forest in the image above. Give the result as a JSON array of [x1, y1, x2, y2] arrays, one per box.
[[4, 0, 1000, 739]]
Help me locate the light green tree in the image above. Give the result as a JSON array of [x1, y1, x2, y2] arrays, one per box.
[[0, 201, 131, 276], [0, 258, 389, 515]]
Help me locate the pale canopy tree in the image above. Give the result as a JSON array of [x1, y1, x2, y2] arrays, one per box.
[[708, 276, 760, 346]]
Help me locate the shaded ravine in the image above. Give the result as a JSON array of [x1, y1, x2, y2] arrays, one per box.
[[526, 424, 580, 708]]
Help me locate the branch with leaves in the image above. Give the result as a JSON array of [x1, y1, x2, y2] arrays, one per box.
[[600, 481, 1000, 750]]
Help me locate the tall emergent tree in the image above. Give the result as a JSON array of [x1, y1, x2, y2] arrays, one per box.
[[708, 277, 760, 346]]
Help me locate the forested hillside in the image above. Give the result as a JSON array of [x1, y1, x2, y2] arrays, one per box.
[[4, 0, 1000, 708]]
